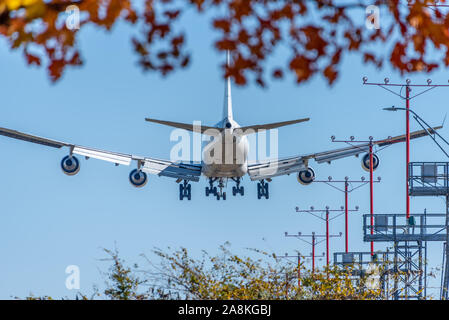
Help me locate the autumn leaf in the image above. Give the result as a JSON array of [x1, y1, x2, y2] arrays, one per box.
[[25, 52, 40, 65], [323, 65, 338, 85], [1, 0, 449, 86]]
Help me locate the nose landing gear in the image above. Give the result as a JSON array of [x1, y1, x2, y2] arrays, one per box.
[[205, 177, 246, 200], [206, 178, 227, 200], [216, 178, 227, 200]]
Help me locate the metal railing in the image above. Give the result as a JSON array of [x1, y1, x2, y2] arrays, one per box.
[[334, 251, 393, 267], [363, 213, 447, 242], [409, 162, 449, 196]]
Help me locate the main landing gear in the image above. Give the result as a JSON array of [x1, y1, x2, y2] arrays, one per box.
[[231, 178, 244, 196], [179, 180, 192, 200], [205, 178, 218, 197], [257, 179, 269, 199]]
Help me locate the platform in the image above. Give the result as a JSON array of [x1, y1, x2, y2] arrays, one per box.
[[334, 251, 393, 266], [409, 162, 449, 196], [363, 213, 447, 242]]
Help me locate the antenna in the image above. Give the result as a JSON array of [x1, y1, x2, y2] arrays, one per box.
[[284, 232, 326, 274], [363, 78, 449, 221], [295, 207, 347, 266], [278, 253, 302, 288], [303, 176, 378, 253], [331, 136, 382, 256]]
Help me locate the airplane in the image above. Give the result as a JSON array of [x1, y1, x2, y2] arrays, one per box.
[[0, 52, 441, 201]]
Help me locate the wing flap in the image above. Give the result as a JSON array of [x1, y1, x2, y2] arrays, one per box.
[[73, 146, 132, 166], [313, 145, 369, 163], [248, 156, 306, 181], [142, 158, 202, 181]]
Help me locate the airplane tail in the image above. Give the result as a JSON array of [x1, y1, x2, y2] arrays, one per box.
[[145, 51, 234, 136], [146, 51, 310, 135], [220, 51, 309, 134], [223, 50, 233, 123]]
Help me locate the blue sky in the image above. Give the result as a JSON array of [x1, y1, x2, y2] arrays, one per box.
[[0, 7, 448, 298]]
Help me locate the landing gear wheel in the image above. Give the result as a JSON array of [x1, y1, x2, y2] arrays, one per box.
[[231, 177, 244, 197], [222, 192, 227, 200], [179, 180, 192, 200], [205, 187, 210, 197], [179, 184, 184, 200], [187, 184, 191, 200], [257, 180, 269, 199]]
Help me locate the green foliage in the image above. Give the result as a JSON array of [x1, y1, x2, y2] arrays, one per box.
[[101, 248, 148, 300], [21, 243, 387, 300], [145, 242, 384, 300]]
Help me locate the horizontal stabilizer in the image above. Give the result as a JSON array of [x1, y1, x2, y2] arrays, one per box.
[[235, 118, 310, 135], [145, 118, 219, 135]]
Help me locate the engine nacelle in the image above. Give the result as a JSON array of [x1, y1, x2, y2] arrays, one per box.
[[297, 167, 315, 185], [129, 169, 148, 188], [361, 153, 379, 172], [61, 155, 80, 176]]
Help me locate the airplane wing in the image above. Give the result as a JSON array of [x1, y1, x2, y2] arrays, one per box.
[[305, 126, 442, 164], [0, 126, 202, 182], [247, 126, 441, 181]]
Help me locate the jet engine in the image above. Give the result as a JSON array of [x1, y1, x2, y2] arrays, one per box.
[[297, 167, 315, 185], [61, 155, 80, 176], [129, 169, 148, 188], [361, 153, 379, 172]]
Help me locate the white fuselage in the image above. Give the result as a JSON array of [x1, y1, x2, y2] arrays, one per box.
[[202, 51, 249, 178], [201, 119, 249, 178]]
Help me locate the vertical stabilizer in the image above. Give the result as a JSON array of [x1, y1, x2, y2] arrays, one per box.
[[223, 51, 233, 122]]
